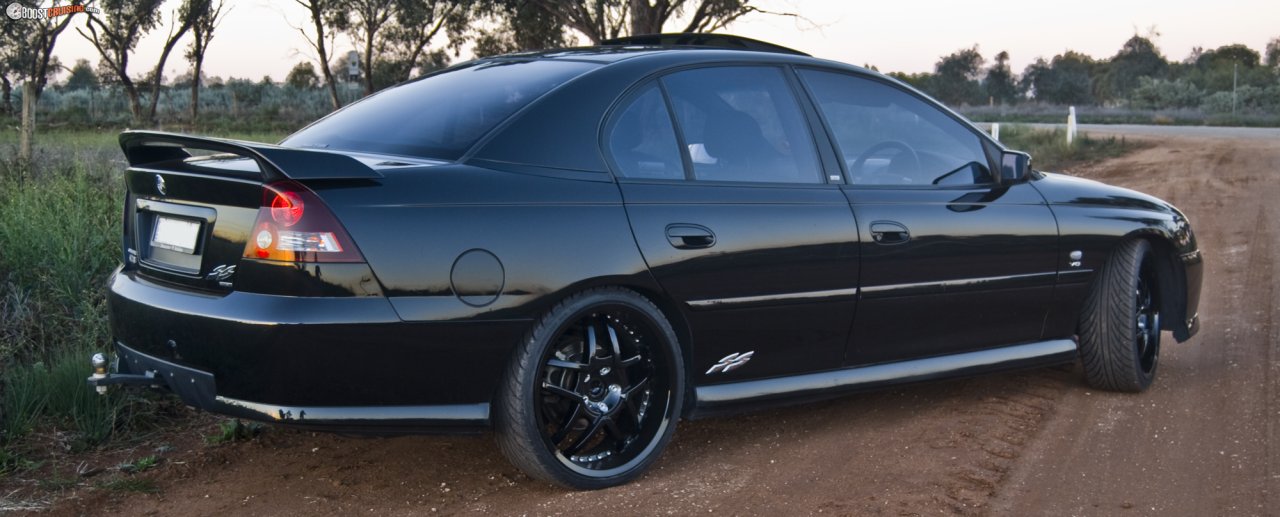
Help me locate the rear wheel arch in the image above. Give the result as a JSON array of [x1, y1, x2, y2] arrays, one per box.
[[492, 284, 687, 488], [516, 281, 698, 419]]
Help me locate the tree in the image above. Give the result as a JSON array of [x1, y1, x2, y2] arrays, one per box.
[[983, 50, 1018, 104], [331, 0, 470, 94], [381, 0, 468, 83], [64, 58, 100, 91], [285, 61, 321, 89], [1267, 37, 1280, 68], [1184, 43, 1272, 94], [471, 0, 570, 57], [521, 0, 791, 44], [333, 0, 396, 96], [1, 0, 82, 163], [293, 0, 343, 109], [931, 45, 984, 105], [1022, 51, 1098, 105], [185, 0, 225, 124], [1101, 35, 1168, 102], [81, 0, 200, 125]]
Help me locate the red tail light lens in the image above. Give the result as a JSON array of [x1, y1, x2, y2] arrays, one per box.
[[243, 181, 364, 263], [270, 189, 304, 227]]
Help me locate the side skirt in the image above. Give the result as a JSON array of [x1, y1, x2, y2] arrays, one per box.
[[690, 339, 1077, 419]]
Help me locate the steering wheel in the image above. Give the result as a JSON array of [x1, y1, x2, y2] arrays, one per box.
[[849, 140, 922, 185]]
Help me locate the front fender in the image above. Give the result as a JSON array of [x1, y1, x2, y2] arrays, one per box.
[[1031, 172, 1202, 342]]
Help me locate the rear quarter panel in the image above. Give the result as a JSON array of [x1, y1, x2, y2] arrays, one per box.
[[313, 165, 658, 324]]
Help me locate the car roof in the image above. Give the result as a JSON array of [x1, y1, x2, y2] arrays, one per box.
[[465, 36, 894, 175]]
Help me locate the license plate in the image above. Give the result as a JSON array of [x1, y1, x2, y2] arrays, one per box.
[[150, 216, 200, 254]]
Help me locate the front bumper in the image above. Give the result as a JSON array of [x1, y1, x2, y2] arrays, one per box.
[[106, 267, 531, 433]]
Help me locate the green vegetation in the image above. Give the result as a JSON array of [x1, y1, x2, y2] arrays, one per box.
[[117, 455, 160, 474], [204, 419, 264, 446], [0, 130, 283, 468], [996, 125, 1140, 172], [892, 35, 1280, 126]]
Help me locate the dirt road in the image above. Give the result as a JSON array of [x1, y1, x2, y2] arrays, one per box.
[[48, 129, 1278, 516]]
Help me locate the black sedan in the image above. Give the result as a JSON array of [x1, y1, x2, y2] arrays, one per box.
[[93, 34, 1202, 489]]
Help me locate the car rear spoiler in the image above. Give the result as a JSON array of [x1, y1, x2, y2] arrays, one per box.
[[119, 130, 384, 181]]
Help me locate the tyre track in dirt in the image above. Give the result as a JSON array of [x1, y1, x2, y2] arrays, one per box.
[[41, 129, 1278, 516], [992, 134, 1280, 515]]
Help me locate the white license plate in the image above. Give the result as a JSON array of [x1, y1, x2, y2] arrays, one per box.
[[151, 216, 200, 254]]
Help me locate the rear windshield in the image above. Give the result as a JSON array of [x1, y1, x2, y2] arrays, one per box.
[[281, 60, 598, 160]]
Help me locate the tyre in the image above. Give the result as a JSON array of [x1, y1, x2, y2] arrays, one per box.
[[1079, 239, 1162, 392], [494, 287, 685, 489]]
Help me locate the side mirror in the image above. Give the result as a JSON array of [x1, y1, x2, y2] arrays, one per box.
[[999, 151, 1032, 183]]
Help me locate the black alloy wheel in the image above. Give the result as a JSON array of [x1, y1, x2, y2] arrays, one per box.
[[496, 288, 684, 489], [1134, 256, 1161, 375]]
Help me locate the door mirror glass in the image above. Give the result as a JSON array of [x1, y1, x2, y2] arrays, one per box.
[[999, 151, 1031, 183]]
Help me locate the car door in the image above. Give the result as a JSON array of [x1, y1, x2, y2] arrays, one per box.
[[797, 69, 1060, 366], [607, 67, 861, 381]]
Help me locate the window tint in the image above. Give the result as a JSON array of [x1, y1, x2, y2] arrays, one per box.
[[282, 60, 597, 160], [661, 67, 821, 184], [799, 70, 992, 186], [608, 84, 685, 179]]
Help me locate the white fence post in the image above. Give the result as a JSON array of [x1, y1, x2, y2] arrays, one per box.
[[1067, 106, 1077, 145], [991, 123, 1000, 141]]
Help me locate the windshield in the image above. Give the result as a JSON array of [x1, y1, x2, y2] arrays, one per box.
[[282, 60, 599, 160]]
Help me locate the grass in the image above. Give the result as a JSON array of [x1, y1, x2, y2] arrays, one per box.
[[117, 455, 160, 473], [98, 477, 160, 494], [994, 124, 1141, 172], [0, 127, 284, 467], [204, 419, 264, 446], [959, 104, 1280, 128]]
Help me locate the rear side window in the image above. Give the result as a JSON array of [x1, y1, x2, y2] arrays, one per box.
[[282, 60, 598, 160], [607, 84, 685, 180], [661, 67, 822, 184], [799, 70, 992, 187]]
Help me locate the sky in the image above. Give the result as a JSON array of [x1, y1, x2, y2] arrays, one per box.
[[39, 0, 1280, 83]]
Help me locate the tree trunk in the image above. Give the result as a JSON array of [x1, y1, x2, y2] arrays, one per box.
[[19, 82, 36, 163], [1, 76, 12, 116], [309, 6, 341, 110], [125, 84, 144, 126], [146, 28, 190, 125], [190, 58, 202, 126]]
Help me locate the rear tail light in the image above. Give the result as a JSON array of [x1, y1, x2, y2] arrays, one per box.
[[243, 181, 364, 263]]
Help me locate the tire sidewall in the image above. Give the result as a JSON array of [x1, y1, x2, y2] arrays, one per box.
[[496, 288, 685, 489]]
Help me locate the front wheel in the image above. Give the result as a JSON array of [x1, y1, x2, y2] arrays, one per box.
[[1079, 239, 1162, 392], [494, 288, 685, 489]]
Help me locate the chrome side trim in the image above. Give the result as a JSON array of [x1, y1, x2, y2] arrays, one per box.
[[694, 339, 1078, 409], [1056, 269, 1095, 282], [861, 271, 1058, 298], [686, 287, 859, 309], [214, 396, 489, 424]]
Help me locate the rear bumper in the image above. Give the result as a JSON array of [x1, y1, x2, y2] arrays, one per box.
[[107, 342, 488, 433], [107, 267, 531, 432]]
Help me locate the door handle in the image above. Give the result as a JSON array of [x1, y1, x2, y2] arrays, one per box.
[[869, 221, 910, 245], [665, 224, 716, 249]]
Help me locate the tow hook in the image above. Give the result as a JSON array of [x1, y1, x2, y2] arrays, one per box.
[[86, 352, 163, 394], [90, 353, 109, 394]]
